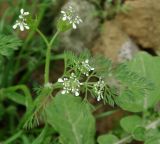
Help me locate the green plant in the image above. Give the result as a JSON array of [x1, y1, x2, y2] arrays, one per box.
[[90, 0, 129, 20], [0, 1, 160, 144]]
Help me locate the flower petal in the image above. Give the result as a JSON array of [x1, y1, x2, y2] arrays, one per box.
[[72, 23, 77, 29], [24, 12, 29, 15], [62, 16, 67, 21], [12, 23, 18, 29], [61, 11, 65, 14], [20, 9, 24, 14], [75, 91, 79, 96], [97, 96, 101, 101], [61, 90, 66, 94], [24, 25, 30, 29], [58, 78, 64, 83], [19, 15, 23, 19], [19, 23, 24, 31]]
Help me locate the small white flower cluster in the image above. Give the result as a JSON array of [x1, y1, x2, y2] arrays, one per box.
[[13, 9, 30, 31], [78, 59, 94, 76], [61, 6, 82, 29], [58, 73, 82, 96], [93, 78, 105, 101]]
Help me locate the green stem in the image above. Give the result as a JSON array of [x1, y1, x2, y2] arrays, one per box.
[[44, 30, 60, 84], [36, 29, 49, 47], [2, 130, 23, 144], [36, 29, 60, 84], [49, 30, 60, 46], [95, 110, 118, 119]]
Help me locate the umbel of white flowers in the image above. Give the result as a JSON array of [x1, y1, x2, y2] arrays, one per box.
[[78, 59, 94, 76], [61, 6, 82, 29], [58, 73, 82, 96], [13, 9, 30, 31], [93, 78, 105, 101]]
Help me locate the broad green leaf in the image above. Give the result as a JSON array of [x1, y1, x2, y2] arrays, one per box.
[[45, 94, 95, 144], [145, 136, 160, 144], [120, 115, 143, 133], [97, 134, 119, 144], [144, 137, 160, 144], [132, 126, 145, 141], [145, 129, 160, 139], [0, 35, 22, 57], [144, 129, 160, 144], [116, 52, 160, 112]]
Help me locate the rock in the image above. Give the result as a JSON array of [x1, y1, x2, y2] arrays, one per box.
[[115, 0, 160, 52], [59, 0, 99, 53], [92, 21, 139, 62]]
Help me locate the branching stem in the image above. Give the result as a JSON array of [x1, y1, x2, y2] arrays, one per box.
[[36, 29, 60, 84], [44, 30, 60, 84]]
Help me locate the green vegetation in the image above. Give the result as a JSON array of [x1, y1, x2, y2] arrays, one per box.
[[0, 1, 160, 144]]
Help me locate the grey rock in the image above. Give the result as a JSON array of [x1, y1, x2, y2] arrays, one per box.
[[59, 0, 99, 53]]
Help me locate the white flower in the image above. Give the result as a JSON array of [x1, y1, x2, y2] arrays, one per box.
[[78, 59, 94, 76], [93, 78, 105, 101], [58, 73, 82, 96], [61, 6, 82, 29], [19, 8, 29, 19], [13, 8, 30, 31], [13, 20, 29, 31]]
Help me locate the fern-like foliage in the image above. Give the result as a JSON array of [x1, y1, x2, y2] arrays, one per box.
[[64, 50, 91, 71], [91, 55, 112, 78], [24, 51, 153, 128], [0, 34, 22, 57], [23, 85, 54, 129], [114, 64, 153, 94], [113, 64, 153, 110]]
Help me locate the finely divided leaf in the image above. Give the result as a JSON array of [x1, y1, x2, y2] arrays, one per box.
[[126, 52, 160, 111], [0, 34, 22, 57], [115, 52, 158, 112], [91, 55, 112, 78]]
